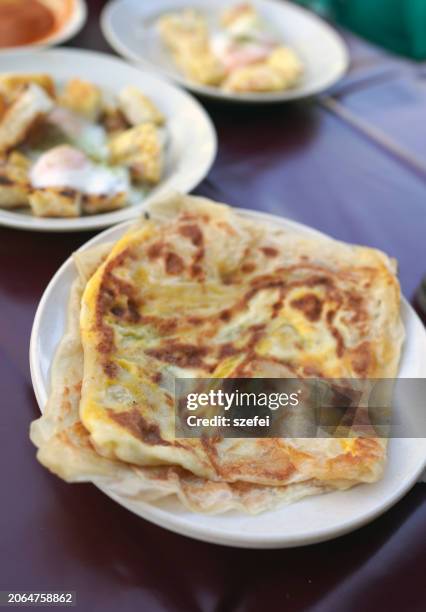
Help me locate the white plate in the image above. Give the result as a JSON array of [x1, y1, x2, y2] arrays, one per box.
[[30, 209, 426, 548], [101, 0, 349, 103], [0, 49, 216, 232], [0, 0, 87, 52]]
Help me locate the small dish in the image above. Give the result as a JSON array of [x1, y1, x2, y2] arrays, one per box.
[[0, 0, 87, 51]]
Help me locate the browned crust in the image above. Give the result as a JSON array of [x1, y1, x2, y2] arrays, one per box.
[[91, 226, 382, 381], [108, 408, 170, 446], [165, 251, 184, 275], [290, 294, 323, 322], [260, 246, 279, 258], [94, 248, 137, 376], [201, 437, 297, 483], [146, 342, 209, 369], [179, 223, 203, 246]]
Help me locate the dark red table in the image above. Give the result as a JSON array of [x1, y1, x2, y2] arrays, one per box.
[[0, 2, 425, 611]]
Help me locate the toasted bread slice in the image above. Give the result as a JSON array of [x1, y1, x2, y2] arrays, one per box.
[[158, 10, 225, 86], [59, 78, 103, 122], [223, 64, 286, 92], [29, 188, 82, 218], [8, 151, 31, 171], [0, 83, 54, 154], [224, 47, 303, 93], [267, 47, 303, 86], [158, 9, 208, 51], [0, 173, 29, 208], [81, 191, 127, 215], [0, 73, 55, 104], [108, 123, 163, 184], [0, 151, 31, 208], [118, 86, 164, 127], [177, 48, 225, 86]]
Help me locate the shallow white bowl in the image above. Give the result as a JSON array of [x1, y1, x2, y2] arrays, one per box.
[[102, 0, 349, 103], [30, 209, 426, 548], [0, 49, 217, 232]]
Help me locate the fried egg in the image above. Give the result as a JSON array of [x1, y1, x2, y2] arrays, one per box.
[[30, 145, 129, 196], [211, 32, 274, 72]]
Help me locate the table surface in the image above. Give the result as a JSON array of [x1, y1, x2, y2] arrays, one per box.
[[0, 1, 425, 611]]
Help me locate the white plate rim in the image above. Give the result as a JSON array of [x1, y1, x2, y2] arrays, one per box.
[[0, 48, 217, 232], [29, 207, 426, 548], [101, 0, 350, 104], [0, 0, 87, 53]]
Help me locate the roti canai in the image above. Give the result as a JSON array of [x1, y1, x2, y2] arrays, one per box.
[[76, 194, 403, 489]]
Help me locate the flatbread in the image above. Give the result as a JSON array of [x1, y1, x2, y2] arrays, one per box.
[[30, 194, 404, 513], [30, 242, 331, 514], [77, 194, 403, 486]]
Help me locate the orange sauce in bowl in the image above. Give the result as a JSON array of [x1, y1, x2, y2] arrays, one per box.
[[0, 0, 64, 48]]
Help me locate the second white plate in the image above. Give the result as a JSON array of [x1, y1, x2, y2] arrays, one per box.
[[102, 0, 349, 103], [30, 208, 426, 548], [0, 49, 216, 232]]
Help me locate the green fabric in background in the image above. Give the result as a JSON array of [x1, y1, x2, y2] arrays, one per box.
[[295, 0, 426, 59]]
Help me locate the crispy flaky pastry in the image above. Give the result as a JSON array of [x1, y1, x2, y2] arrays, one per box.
[[30, 242, 331, 514], [74, 194, 403, 489]]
